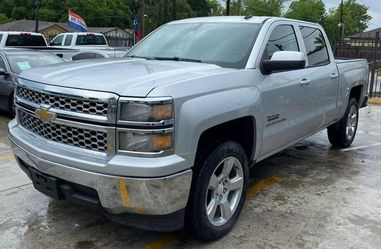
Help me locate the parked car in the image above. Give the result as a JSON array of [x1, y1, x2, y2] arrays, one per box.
[[1, 31, 127, 61], [49, 32, 128, 60], [0, 48, 63, 115], [9, 17, 368, 241], [0, 31, 48, 47]]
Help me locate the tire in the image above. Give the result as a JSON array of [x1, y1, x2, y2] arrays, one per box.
[[185, 141, 249, 241], [327, 98, 359, 148]]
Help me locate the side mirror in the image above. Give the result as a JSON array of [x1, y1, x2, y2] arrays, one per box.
[[0, 68, 9, 77], [261, 51, 306, 75]]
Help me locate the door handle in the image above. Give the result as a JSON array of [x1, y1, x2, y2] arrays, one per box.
[[300, 79, 311, 85], [330, 73, 339, 79]]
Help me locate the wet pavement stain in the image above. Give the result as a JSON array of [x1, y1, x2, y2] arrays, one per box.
[[143, 235, 178, 249], [0, 152, 14, 161]]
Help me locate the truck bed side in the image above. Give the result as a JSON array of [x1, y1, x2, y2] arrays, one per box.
[[336, 59, 368, 119]]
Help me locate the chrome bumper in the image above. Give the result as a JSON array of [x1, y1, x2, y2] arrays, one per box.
[[9, 121, 192, 215]]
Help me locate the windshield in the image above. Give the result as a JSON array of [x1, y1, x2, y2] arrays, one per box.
[[126, 22, 261, 69], [5, 34, 46, 46], [76, 35, 107, 45], [7, 54, 63, 74]]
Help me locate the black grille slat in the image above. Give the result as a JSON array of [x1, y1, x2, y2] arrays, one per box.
[[19, 110, 108, 153], [16, 87, 109, 116]]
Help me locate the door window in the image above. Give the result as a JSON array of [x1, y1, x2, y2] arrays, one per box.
[[264, 25, 299, 60], [50, 35, 64, 46], [300, 26, 330, 66], [64, 35, 73, 46]]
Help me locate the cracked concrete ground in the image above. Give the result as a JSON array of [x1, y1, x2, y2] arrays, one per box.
[[0, 105, 380, 249]]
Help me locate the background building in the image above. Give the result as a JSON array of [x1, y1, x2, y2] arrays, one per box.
[[0, 19, 133, 47]]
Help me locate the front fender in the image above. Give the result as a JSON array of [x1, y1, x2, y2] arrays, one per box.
[[174, 87, 262, 165]]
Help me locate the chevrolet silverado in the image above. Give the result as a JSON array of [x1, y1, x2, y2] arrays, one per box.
[[9, 17, 368, 241]]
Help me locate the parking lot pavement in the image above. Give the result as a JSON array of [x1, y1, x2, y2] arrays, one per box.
[[1, 105, 381, 249]]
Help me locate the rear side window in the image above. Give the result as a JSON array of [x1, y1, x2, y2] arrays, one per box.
[[76, 35, 107, 45], [64, 35, 73, 46], [5, 34, 46, 46], [0, 34, 3, 43], [50, 35, 64, 46], [300, 26, 330, 66], [264, 25, 299, 60]]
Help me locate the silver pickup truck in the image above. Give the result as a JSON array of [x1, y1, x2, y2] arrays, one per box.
[[8, 17, 368, 241]]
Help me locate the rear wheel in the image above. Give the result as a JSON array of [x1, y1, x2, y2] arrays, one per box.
[[186, 141, 249, 241], [327, 98, 359, 148]]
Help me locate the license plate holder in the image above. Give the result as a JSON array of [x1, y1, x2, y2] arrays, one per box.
[[30, 168, 62, 200]]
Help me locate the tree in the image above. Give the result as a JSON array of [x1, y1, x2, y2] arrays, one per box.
[[187, 0, 209, 16], [0, 13, 10, 24], [244, 0, 283, 16], [207, 0, 224, 16], [323, 0, 371, 42], [285, 0, 325, 23]]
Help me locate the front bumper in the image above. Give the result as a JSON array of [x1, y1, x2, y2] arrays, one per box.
[[9, 120, 192, 216]]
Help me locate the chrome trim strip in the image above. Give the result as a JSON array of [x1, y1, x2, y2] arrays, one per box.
[[117, 127, 174, 134], [16, 78, 119, 124], [15, 96, 111, 123], [117, 119, 174, 127], [119, 96, 173, 104]]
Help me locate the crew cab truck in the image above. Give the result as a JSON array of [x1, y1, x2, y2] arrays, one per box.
[[0, 32, 48, 47], [8, 17, 368, 241], [49, 32, 127, 60]]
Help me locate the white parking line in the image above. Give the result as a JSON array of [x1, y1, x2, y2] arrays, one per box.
[[341, 143, 381, 152]]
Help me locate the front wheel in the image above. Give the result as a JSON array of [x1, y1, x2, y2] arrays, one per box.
[[186, 141, 249, 241], [327, 98, 359, 148]]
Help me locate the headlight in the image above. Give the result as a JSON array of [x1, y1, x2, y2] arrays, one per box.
[[119, 98, 173, 123], [118, 129, 173, 153], [117, 97, 174, 156]]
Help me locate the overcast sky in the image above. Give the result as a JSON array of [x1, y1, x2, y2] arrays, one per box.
[[220, 0, 380, 30]]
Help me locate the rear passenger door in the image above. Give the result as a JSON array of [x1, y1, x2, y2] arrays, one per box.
[[298, 26, 339, 126], [258, 23, 323, 157]]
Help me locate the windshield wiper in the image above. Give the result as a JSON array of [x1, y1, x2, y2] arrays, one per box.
[[126, 55, 203, 63], [153, 57, 203, 63], [125, 55, 155, 60]]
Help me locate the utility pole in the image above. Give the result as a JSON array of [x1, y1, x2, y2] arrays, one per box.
[[340, 0, 344, 41], [238, 0, 242, 15], [34, 0, 40, 33], [141, 0, 145, 38], [172, 0, 177, 20], [226, 0, 231, 16]]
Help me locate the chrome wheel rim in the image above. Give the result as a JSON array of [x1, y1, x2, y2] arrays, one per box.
[[346, 105, 358, 140], [205, 156, 244, 227]]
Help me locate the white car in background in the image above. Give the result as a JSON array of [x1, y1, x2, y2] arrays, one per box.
[[49, 32, 128, 60]]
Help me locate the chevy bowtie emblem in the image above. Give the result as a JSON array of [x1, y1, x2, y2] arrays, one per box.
[[35, 106, 56, 123]]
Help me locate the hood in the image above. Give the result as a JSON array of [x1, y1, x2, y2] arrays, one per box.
[[19, 58, 223, 97]]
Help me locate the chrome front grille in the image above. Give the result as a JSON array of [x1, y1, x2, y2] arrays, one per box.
[[16, 87, 109, 116], [19, 110, 108, 153]]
